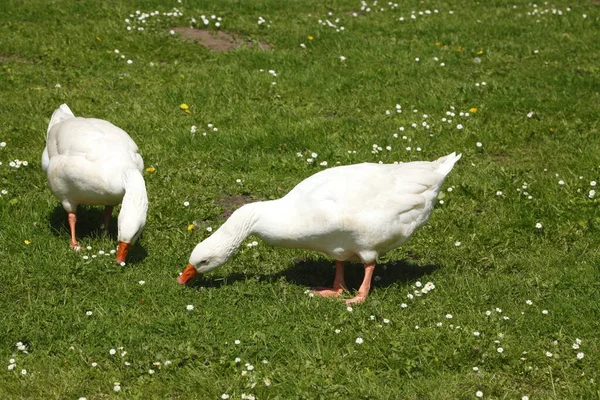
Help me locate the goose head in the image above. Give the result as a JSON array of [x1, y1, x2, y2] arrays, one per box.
[[177, 235, 231, 284]]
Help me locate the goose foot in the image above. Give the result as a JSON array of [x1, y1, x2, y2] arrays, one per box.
[[310, 260, 347, 298], [311, 287, 344, 298]]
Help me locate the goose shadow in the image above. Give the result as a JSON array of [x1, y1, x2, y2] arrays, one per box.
[[187, 258, 440, 292], [48, 205, 148, 263]]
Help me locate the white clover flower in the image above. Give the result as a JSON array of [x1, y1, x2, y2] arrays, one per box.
[[21, 369, 27, 375], [148, 369, 155, 375], [113, 384, 121, 392], [576, 338, 582, 345], [445, 314, 453, 319], [542, 309, 549, 315], [0, 142, 6, 147], [234, 340, 241, 345], [186, 305, 194, 311], [576, 352, 584, 360], [221, 394, 230, 399], [206, 227, 213, 232], [589, 190, 595, 198], [139, 280, 145, 285], [572, 343, 580, 350], [8, 364, 16, 371], [346, 306, 353, 312], [558, 180, 565, 185], [383, 318, 390, 324], [334, 329, 341, 334], [535, 222, 543, 229], [546, 351, 553, 357], [473, 366, 479, 372], [400, 303, 408, 309], [455, 241, 462, 247], [527, 111, 534, 118], [476, 391, 483, 398], [522, 396, 529, 400], [436, 322, 443, 327], [191, 125, 197, 133], [473, 331, 480, 337], [355, 337, 364, 344], [86, 311, 92, 316], [339, 55, 346, 61], [496, 190, 503, 196], [183, 201, 190, 207], [109, 349, 116, 355], [485, 310, 492, 316], [526, 299, 533, 305], [497, 347, 504, 353], [234, 357, 241, 363], [320, 161, 328, 166]]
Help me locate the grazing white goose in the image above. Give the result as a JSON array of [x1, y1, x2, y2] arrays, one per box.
[[42, 104, 148, 264], [178, 152, 461, 304]]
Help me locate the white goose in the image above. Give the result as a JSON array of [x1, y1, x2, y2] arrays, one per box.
[[42, 104, 148, 264], [178, 152, 461, 304]]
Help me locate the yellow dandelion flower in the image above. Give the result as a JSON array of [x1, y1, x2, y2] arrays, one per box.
[[187, 224, 195, 231], [180, 103, 189, 110], [435, 42, 441, 47], [145, 167, 156, 173], [96, 36, 102, 41], [456, 46, 463, 52], [24, 240, 31, 245], [469, 107, 478, 113], [477, 50, 484, 55], [307, 35, 314, 40]]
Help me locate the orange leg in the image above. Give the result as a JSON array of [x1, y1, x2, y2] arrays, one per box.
[[67, 212, 80, 250], [345, 263, 376, 305], [312, 260, 347, 297], [103, 206, 113, 233]]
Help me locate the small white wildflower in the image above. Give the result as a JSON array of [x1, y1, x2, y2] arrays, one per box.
[[497, 347, 504, 353], [445, 314, 453, 319], [526, 299, 533, 305], [148, 369, 155, 375], [339, 55, 346, 61], [473, 366, 479, 372], [139, 280, 145, 285], [400, 303, 408, 309], [576, 352, 585, 360], [234, 340, 241, 345], [221, 394, 230, 399], [183, 201, 190, 207], [186, 305, 194, 311], [455, 241, 461, 247], [527, 111, 534, 118], [109, 349, 116, 355], [436, 322, 443, 327], [546, 351, 553, 357], [535, 222, 543, 229], [473, 331, 480, 337], [383, 318, 390, 324], [476, 391, 483, 398], [21, 369, 27, 375], [558, 180, 565, 185], [334, 329, 341, 334], [542, 309, 549, 315]]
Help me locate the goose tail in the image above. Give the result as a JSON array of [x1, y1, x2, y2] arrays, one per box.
[[435, 152, 462, 176], [47, 104, 75, 134]]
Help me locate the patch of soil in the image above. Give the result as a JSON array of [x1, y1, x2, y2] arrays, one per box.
[[172, 27, 270, 52], [217, 194, 254, 219], [0, 53, 27, 63]]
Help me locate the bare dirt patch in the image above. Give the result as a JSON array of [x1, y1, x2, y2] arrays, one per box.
[[217, 194, 254, 219], [172, 27, 270, 52]]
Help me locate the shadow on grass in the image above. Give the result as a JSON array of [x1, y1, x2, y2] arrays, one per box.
[[187, 258, 440, 293], [48, 205, 148, 263]]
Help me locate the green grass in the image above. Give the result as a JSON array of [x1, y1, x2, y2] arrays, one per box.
[[1, 0, 600, 398]]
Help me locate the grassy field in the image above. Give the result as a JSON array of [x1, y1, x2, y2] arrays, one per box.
[[1, 0, 600, 398]]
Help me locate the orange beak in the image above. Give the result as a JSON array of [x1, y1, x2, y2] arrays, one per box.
[[178, 264, 198, 285], [116, 241, 130, 264]]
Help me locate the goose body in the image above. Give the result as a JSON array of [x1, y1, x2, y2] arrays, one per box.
[[179, 152, 461, 304], [42, 104, 148, 263]]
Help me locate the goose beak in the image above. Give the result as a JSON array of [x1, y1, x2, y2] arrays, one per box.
[[116, 241, 130, 264], [178, 264, 198, 285]]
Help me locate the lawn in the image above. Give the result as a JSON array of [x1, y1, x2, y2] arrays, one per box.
[[1, 0, 599, 398]]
